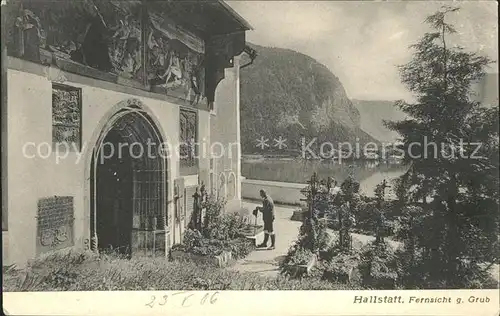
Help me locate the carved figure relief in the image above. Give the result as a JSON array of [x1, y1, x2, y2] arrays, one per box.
[[14, 8, 45, 60], [52, 84, 81, 149], [109, 14, 142, 79], [146, 28, 205, 105], [8, 0, 143, 79]]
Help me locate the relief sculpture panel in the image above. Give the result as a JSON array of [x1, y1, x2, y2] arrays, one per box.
[[6, 0, 209, 107], [52, 84, 82, 150], [146, 14, 206, 105]]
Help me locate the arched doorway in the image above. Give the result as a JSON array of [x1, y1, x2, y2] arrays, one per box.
[[90, 106, 167, 257]]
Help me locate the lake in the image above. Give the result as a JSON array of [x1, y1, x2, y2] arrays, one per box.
[[241, 158, 408, 197]]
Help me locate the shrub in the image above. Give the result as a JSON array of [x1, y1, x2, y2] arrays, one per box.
[[322, 253, 361, 284], [296, 214, 330, 253], [394, 246, 499, 289], [173, 228, 254, 260], [202, 195, 226, 231], [175, 196, 255, 261], [204, 212, 246, 241], [284, 246, 314, 266], [318, 240, 362, 284], [227, 238, 255, 260], [358, 241, 399, 289]]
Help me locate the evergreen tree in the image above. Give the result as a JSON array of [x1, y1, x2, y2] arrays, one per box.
[[386, 6, 499, 288]]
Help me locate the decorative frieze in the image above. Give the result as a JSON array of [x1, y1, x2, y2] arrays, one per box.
[[4, 0, 248, 109], [146, 20, 205, 105]]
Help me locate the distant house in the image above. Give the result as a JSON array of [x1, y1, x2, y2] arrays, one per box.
[[1, 0, 255, 266]]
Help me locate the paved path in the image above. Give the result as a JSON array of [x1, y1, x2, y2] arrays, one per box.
[[229, 201, 301, 278]]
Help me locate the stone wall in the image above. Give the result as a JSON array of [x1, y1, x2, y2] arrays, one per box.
[[242, 178, 305, 206]]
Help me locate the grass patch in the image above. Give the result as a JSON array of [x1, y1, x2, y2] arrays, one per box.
[[3, 250, 358, 291]]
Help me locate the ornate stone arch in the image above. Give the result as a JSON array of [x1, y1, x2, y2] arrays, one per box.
[[84, 98, 171, 253], [84, 98, 171, 179]]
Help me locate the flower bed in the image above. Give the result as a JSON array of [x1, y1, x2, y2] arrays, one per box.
[[280, 245, 318, 277], [171, 197, 257, 264], [171, 232, 255, 266], [170, 249, 232, 267], [286, 255, 317, 278]]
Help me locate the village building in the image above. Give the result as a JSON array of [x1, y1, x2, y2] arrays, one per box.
[[1, 0, 255, 266]]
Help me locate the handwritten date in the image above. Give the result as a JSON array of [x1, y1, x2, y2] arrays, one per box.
[[145, 291, 219, 308]]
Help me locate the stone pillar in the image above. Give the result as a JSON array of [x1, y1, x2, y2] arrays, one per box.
[[1, 2, 8, 227], [210, 54, 243, 212], [233, 55, 242, 201]]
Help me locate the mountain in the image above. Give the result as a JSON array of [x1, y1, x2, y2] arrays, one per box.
[[352, 73, 498, 144], [239, 44, 378, 155], [352, 100, 406, 144]]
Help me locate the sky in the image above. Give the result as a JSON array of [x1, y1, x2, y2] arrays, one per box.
[[227, 1, 498, 101]]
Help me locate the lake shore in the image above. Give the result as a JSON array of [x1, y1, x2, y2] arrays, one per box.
[[241, 158, 408, 203]]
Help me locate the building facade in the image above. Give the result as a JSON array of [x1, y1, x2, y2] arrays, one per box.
[[1, 0, 255, 266]]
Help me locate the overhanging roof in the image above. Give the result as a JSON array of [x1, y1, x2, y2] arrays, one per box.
[[215, 0, 254, 31], [146, 0, 253, 38]]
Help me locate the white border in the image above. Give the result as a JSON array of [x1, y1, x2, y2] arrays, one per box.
[[3, 290, 499, 316]]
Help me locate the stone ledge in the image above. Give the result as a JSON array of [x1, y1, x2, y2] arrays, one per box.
[[242, 178, 306, 189], [287, 254, 317, 277]]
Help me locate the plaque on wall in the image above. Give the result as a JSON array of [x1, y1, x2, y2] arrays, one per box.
[[36, 196, 75, 254], [52, 84, 82, 151]]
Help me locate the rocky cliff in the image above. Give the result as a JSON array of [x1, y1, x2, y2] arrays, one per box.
[[240, 44, 377, 154], [352, 99, 406, 144]]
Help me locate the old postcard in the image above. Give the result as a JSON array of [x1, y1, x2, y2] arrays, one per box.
[[1, 0, 498, 315]]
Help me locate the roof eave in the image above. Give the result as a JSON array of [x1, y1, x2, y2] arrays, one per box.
[[216, 0, 254, 31]]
